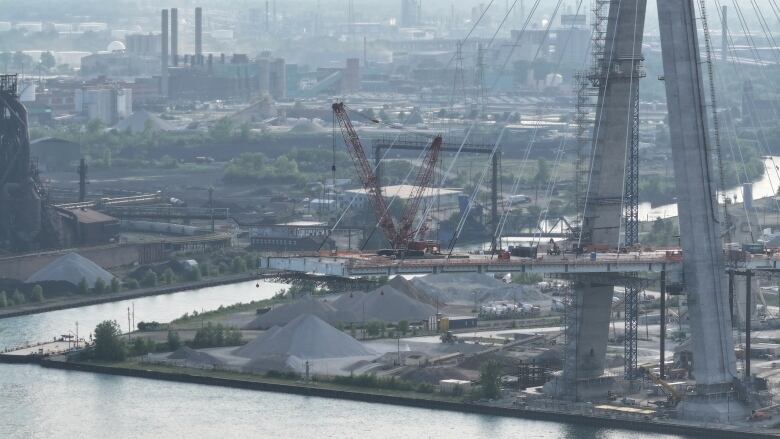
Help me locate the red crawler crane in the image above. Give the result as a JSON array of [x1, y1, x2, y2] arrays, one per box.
[[332, 102, 442, 253]]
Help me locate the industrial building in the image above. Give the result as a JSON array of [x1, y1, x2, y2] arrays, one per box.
[[345, 184, 461, 209]]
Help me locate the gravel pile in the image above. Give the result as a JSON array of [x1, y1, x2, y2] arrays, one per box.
[[411, 273, 552, 306], [167, 346, 225, 366], [337, 286, 437, 323], [387, 276, 437, 305], [243, 296, 340, 329], [234, 314, 375, 360], [26, 252, 115, 288], [329, 291, 364, 309]]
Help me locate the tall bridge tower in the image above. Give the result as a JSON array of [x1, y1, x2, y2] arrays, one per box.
[[547, 0, 744, 420]]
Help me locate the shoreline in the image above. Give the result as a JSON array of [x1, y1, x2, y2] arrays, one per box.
[[0, 273, 260, 320], [24, 358, 778, 439]]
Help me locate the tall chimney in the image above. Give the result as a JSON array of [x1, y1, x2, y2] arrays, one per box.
[[721, 5, 728, 61], [195, 7, 203, 64], [161, 9, 169, 96], [171, 8, 179, 66]]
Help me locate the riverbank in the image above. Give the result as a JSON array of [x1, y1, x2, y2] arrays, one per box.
[[0, 273, 259, 320], [30, 357, 779, 439]]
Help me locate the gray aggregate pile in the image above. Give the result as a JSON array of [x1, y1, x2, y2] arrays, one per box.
[[26, 252, 115, 288], [167, 346, 225, 366], [243, 296, 339, 329], [337, 286, 437, 323], [411, 273, 552, 306], [234, 314, 375, 360]]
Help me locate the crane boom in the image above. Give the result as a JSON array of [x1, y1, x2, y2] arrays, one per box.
[[332, 102, 444, 252], [397, 135, 442, 243], [332, 102, 399, 246]]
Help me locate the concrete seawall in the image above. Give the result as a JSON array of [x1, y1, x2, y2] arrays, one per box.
[[36, 359, 778, 439]]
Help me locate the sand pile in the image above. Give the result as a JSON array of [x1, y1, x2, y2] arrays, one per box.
[[167, 346, 225, 366], [243, 296, 340, 329], [235, 314, 374, 360], [411, 273, 552, 306], [26, 253, 115, 288], [337, 286, 437, 323]]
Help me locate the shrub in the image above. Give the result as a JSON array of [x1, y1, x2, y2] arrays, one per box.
[[110, 277, 121, 293], [124, 278, 139, 290], [30, 284, 44, 302], [78, 278, 89, 295], [93, 278, 107, 294], [140, 270, 157, 288], [186, 267, 201, 281], [167, 330, 181, 351], [129, 337, 156, 356], [232, 256, 247, 273], [11, 289, 25, 305], [191, 323, 243, 348], [162, 268, 176, 285]]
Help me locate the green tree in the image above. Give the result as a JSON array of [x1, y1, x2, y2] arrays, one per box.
[[124, 278, 139, 290], [534, 159, 550, 201], [365, 320, 383, 337], [479, 359, 503, 399], [0, 291, 7, 308], [11, 289, 25, 305], [93, 320, 127, 361], [30, 284, 44, 302], [130, 337, 155, 356], [110, 277, 121, 293], [397, 320, 409, 335], [162, 268, 176, 285], [93, 278, 107, 294], [209, 117, 235, 141], [141, 270, 157, 288], [78, 277, 89, 295], [39, 51, 56, 70], [167, 330, 181, 351], [199, 262, 210, 277], [232, 256, 247, 273]]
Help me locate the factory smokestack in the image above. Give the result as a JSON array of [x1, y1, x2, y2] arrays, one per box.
[[161, 9, 169, 96], [171, 8, 179, 66], [195, 7, 203, 64]]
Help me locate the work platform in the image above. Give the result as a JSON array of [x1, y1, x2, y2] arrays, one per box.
[[260, 251, 780, 278]]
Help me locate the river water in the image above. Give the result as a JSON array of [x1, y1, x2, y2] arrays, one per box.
[[0, 281, 688, 438]]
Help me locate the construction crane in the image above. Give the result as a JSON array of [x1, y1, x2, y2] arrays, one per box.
[[332, 102, 443, 254], [640, 366, 681, 407]]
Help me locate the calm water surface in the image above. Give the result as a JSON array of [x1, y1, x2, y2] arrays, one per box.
[[0, 280, 689, 439]]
